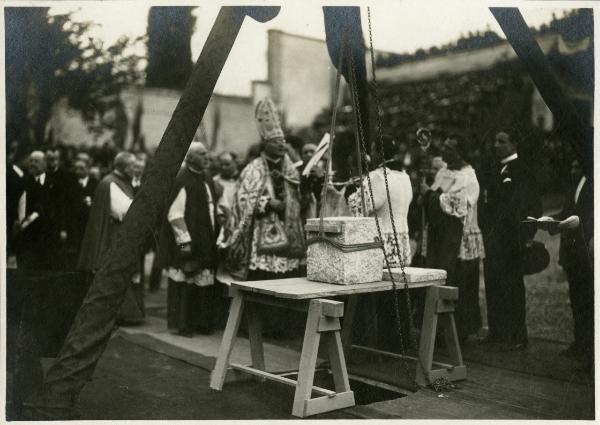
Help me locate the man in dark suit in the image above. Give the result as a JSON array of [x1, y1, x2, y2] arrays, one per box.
[[481, 131, 542, 350], [45, 148, 73, 269], [67, 158, 98, 268], [15, 151, 54, 271], [541, 159, 593, 363]]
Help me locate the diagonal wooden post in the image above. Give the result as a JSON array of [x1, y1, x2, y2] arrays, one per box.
[[25, 6, 280, 418], [490, 7, 593, 179]]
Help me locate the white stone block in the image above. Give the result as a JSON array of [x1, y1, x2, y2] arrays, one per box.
[[383, 267, 447, 283], [305, 217, 384, 285]]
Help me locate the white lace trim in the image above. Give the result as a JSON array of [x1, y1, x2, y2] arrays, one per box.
[[383, 231, 411, 267], [459, 230, 486, 260], [167, 268, 215, 287]]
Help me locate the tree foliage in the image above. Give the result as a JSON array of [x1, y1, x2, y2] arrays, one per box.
[[5, 7, 145, 153], [146, 6, 196, 90]]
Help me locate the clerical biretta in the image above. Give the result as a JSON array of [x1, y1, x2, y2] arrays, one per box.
[[221, 97, 306, 282]]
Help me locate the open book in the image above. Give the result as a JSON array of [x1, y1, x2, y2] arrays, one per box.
[[522, 215, 580, 230], [522, 216, 560, 225]]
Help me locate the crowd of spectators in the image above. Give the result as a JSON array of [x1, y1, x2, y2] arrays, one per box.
[[6, 91, 592, 368]]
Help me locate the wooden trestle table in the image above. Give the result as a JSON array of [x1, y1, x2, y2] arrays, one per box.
[[209, 267, 466, 418]]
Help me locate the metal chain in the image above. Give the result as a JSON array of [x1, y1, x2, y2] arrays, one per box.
[[365, 7, 440, 389], [366, 7, 409, 291], [348, 50, 413, 382]]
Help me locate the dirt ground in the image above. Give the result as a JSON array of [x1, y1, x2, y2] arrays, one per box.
[[79, 335, 361, 420]]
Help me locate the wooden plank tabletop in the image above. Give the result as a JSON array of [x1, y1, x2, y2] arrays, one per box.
[[230, 267, 446, 300]]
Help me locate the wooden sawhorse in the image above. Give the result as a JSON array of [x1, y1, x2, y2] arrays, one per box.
[[210, 287, 354, 418], [342, 282, 466, 386], [210, 270, 465, 417]]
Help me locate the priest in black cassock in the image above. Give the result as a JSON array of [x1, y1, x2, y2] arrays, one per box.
[[157, 142, 221, 337]]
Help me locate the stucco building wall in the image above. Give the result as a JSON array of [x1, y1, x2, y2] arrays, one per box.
[[267, 30, 337, 130]]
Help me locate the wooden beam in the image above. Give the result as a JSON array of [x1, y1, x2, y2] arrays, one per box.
[[351, 344, 457, 370], [319, 299, 345, 318], [210, 294, 245, 390], [439, 313, 464, 367], [247, 304, 265, 372], [230, 364, 334, 397], [33, 8, 281, 415], [416, 286, 439, 386], [244, 293, 309, 313], [347, 373, 412, 396], [438, 286, 458, 301], [303, 391, 355, 417], [436, 299, 456, 314], [318, 317, 342, 333], [292, 301, 324, 417], [325, 332, 352, 393]]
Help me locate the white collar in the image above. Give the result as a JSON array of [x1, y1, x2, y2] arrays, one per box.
[[575, 176, 587, 203], [36, 172, 46, 185], [500, 153, 518, 165], [13, 164, 24, 178], [79, 175, 89, 185]]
